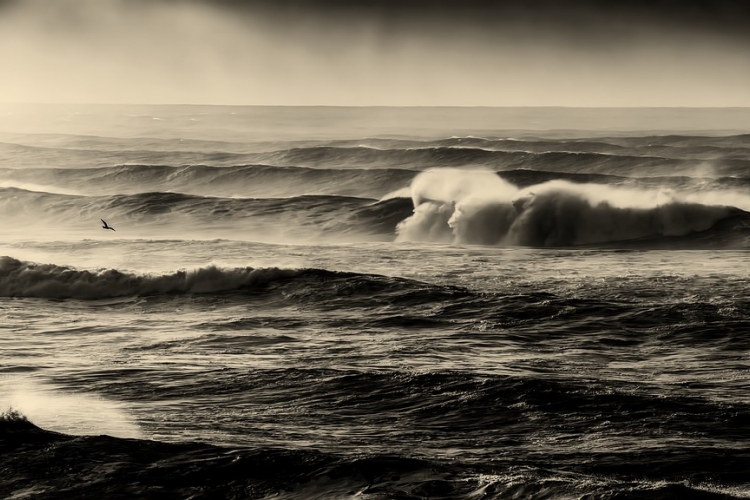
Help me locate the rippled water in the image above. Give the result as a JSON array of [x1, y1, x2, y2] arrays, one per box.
[[2, 105, 750, 499]]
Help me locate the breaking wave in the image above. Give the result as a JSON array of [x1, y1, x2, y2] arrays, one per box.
[[2, 173, 750, 248], [0, 257, 301, 299], [396, 169, 750, 247], [4, 130, 750, 247], [0, 258, 464, 301]]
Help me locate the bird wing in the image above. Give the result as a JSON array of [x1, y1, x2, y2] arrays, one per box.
[[101, 219, 107, 225]]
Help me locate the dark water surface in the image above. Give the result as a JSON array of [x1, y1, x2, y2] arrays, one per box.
[[2, 105, 750, 499]]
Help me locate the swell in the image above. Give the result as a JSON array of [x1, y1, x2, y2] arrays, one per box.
[[352, 133, 750, 155], [0, 187, 414, 239], [0, 258, 460, 300], [0, 140, 257, 169], [270, 145, 675, 172], [255, 129, 750, 176], [5, 257, 750, 355], [4, 133, 750, 175], [4, 163, 750, 204], [497, 169, 750, 190], [0, 164, 416, 198], [6, 131, 750, 248], [9, 132, 750, 154], [92, 368, 750, 435]]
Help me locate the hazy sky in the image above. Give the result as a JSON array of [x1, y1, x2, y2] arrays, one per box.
[[1, 0, 749, 106]]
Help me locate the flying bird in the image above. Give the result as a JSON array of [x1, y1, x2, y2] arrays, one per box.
[[101, 219, 116, 231]]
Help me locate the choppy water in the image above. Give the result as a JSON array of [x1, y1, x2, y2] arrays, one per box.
[[2, 105, 750, 499]]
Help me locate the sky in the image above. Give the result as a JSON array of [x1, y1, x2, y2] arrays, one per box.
[[1, 0, 749, 106]]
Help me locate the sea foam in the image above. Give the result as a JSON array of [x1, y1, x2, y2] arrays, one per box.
[[396, 169, 746, 246]]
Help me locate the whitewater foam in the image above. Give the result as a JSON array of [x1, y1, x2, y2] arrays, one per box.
[[396, 169, 747, 247], [0, 181, 80, 196], [0, 378, 142, 439]]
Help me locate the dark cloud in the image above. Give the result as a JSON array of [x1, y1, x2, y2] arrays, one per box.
[[4, 0, 748, 36], [201, 0, 750, 79], [0, 0, 748, 105], [204, 0, 750, 42]]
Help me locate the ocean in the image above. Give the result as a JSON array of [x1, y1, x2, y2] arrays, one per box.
[[1, 104, 750, 499]]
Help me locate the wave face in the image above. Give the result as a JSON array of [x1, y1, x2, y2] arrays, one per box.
[[0, 257, 300, 299], [0, 187, 413, 242], [0, 163, 416, 199], [0, 257, 475, 303]]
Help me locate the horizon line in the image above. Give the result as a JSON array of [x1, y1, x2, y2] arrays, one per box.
[[3, 102, 750, 110]]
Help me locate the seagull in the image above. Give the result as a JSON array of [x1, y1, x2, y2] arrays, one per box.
[[101, 219, 116, 231]]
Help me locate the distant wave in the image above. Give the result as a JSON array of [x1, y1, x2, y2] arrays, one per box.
[[0, 180, 80, 196], [262, 144, 750, 176], [0, 187, 414, 240], [6, 131, 750, 155], [0, 164, 416, 199], [0, 140, 258, 169], [5, 130, 750, 247], [4, 133, 750, 174], [3, 162, 749, 206], [268, 145, 625, 170], [341, 133, 750, 158]]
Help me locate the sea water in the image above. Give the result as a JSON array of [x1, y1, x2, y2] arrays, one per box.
[[1, 105, 750, 499]]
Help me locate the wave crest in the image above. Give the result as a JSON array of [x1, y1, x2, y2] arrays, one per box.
[[396, 169, 748, 247], [0, 257, 305, 299]]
